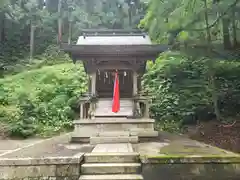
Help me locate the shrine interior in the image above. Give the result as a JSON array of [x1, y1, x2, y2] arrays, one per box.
[[95, 69, 133, 98]]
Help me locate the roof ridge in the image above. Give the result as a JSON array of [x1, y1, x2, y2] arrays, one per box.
[[81, 29, 147, 37]]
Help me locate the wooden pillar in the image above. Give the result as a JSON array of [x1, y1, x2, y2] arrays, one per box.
[[80, 103, 84, 119], [132, 71, 138, 117], [133, 71, 138, 96], [91, 72, 96, 95], [144, 101, 150, 118], [88, 75, 91, 94]]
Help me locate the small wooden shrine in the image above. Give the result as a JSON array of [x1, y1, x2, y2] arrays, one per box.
[[61, 29, 168, 144]]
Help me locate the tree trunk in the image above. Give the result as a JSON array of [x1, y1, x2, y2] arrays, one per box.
[[58, 0, 62, 44], [128, 3, 132, 26], [204, 0, 221, 121], [0, 12, 5, 45], [68, 21, 72, 44], [232, 9, 237, 47], [222, 17, 231, 49], [30, 23, 35, 63]]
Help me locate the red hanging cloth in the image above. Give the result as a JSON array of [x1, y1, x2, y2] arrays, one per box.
[[112, 70, 120, 113]]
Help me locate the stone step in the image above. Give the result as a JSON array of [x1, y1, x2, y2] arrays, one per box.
[[84, 153, 139, 163], [94, 111, 133, 117], [98, 131, 130, 137], [79, 174, 144, 180], [97, 99, 133, 105], [90, 136, 138, 145], [81, 163, 141, 175], [95, 99, 133, 117]]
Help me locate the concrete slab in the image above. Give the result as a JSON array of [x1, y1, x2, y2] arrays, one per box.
[[92, 143, 134, 153]]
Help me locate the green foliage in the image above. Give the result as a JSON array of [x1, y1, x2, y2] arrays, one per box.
[[143, 52, 240, 127], [141, 0, 240, 133], [141, 0, 240, 49], [214, 60, 240, 117], [0, 63, 87, 138]]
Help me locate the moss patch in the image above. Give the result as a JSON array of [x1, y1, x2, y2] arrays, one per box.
[[139, 140, 240, 164], [159, 141, 231, 155], [142, 154, 240, 164], [142, 163, 240, 180]]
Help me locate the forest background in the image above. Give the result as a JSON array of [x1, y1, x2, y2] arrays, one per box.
[[0, 0, 239, 153]]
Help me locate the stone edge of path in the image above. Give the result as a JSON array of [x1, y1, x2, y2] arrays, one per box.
[[0, 154, 84, 166], [140, 154, 240, 164]]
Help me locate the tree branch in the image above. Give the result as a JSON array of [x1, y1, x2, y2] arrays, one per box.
[[220, 120, 237, 128], [186, 0, 240, 32]]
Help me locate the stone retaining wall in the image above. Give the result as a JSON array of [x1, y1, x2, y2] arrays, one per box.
[[0, 155, 83, 180], [1, 146, 240, 180], [141, 155, 240, 180]]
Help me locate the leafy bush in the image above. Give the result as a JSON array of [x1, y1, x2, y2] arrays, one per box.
[[0, 63, 87, 138], [1, 45, 71, 77], [215, 61, 240, 117], [143, 52, 240, 130]]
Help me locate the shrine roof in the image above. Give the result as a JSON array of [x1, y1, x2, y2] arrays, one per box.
[[61, 43, 169, 56], [61, 29, 170, 60], [76, 35, 152, 45]]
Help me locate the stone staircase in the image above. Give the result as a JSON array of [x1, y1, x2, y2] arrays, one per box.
[[94, 98, 133, 117], [79, 152, 143, 180]]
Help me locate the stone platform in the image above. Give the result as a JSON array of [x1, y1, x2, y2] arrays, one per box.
[[0, 132, 239, 180], [71, 118, 158, 143]]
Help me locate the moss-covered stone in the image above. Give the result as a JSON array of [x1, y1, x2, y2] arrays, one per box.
[[142, 154, 240, 164], [142, 163, 240, 180]]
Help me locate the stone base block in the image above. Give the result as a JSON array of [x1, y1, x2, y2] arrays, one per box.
[[90, 136, 139, 145], [81, 163, 141, 174], [79, 174, 144, 180], [98, 131, 130, 137], [71, 118, 156, 143], [84, 153, 140, 163]]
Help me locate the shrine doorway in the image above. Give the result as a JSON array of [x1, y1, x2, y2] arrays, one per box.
[[96, 69, 133, 98]]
